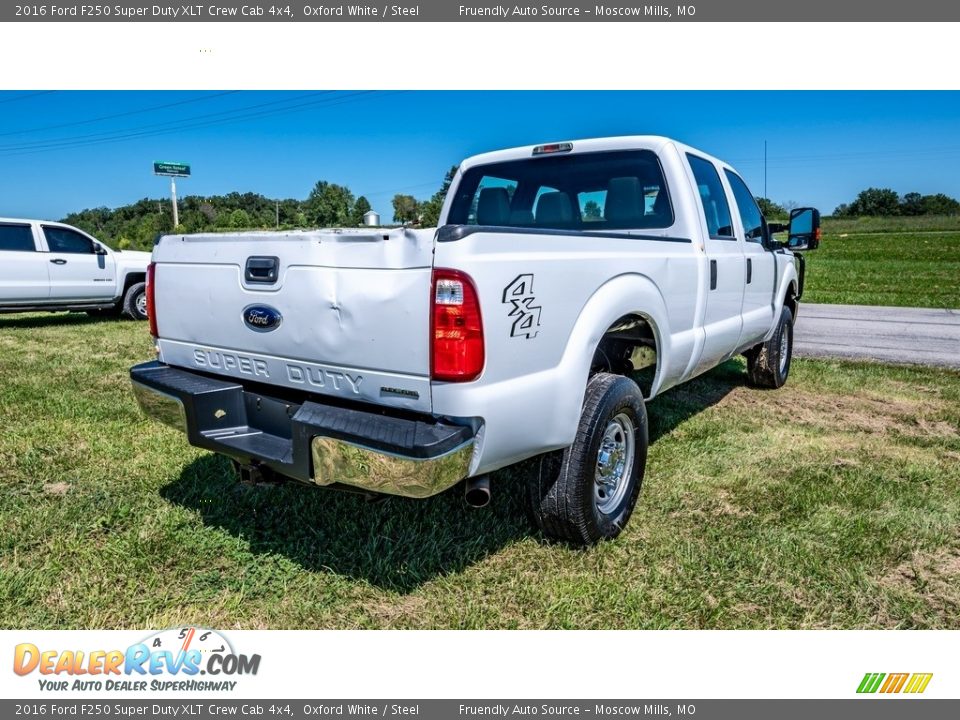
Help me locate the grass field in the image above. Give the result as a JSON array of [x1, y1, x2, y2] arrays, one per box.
[[1, 315, 958, 629], [820, 215, 960, 235], [802, 219, 960, 308]]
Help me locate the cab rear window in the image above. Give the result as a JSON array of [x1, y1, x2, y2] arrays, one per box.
[[447, 150, 673, 231], [0, 224, 36, 252]]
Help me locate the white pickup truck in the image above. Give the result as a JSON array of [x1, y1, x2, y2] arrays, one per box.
[[0, 218, 152, 319], [131, 136, 820, 545]]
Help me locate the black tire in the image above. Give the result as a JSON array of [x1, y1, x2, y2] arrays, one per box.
[[526, 373, 648, 546], [746, 305, 793, 389], [121, 282, 148, 320]]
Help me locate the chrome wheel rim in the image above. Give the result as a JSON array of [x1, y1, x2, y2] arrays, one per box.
[[778, 325, 789, 375], [136, 292, 147, 317], [595, 412, 635, 515]]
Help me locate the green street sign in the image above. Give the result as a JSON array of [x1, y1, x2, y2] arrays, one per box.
[[153, 161, 191, 177]]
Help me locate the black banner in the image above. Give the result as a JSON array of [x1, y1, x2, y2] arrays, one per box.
[[4, 700, 959, 719], [5, 1, 959, 22]]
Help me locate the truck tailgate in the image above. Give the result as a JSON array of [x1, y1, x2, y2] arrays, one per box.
[[151, 228, 435, 412]]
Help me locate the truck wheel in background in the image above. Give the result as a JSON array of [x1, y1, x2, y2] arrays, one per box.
[[526, 372, 648, 546], [746, 305, 794, 389], [121, 282, 148, 320]]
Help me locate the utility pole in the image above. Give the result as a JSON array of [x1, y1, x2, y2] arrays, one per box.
[[170, 177, 179, 228], [764, 140, 768, 199], [275, 201, 279, 229], [153, 161, 190, 230]]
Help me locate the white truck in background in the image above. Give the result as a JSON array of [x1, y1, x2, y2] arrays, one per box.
[[0, 218, 151, 319], [131, 136, 820, 545]]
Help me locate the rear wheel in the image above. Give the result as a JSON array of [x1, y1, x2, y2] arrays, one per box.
[[746, 305, 793, 388], [121, 282, 148, 320], [526, 373, 648, 545]]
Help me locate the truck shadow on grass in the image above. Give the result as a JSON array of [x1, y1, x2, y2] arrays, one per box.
[[160, 360, 748, 592], [0, 312, 112, 330]]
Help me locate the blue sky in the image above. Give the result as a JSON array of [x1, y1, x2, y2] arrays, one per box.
[[1, 90, 958, 220]]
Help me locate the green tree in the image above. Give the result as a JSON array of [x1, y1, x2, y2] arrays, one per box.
[[228, 209, 251, 228], [920, 193, 960, 215], [583, 200, 602, 220], [848, 187, 901, 216], [755, 197, 786, 218], [392, 194, 420, 224], [419, 165, 459, 227], [304, 181, 355, 227], [900, 192, 924, 216], [352, 196, 372, 226], [832, 203, 852, 217]]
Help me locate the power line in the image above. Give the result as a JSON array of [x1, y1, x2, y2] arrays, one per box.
[[0, 91, 339, 152], [0, 92, 396, 159], [0, 91, 57, 105], [361, 180, 442, 198], [0, 91, 240, 138], [0, 92, 395, 159], [731, 145, 960, 166]]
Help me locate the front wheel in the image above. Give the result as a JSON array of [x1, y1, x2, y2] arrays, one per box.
[[121, 282, 148, 320], [745, 305, 793, 388], [526, 373, 648, 546]]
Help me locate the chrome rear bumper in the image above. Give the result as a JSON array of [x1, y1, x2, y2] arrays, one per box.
[[310, 436, 474, 498], [130, 361, 477, 498]]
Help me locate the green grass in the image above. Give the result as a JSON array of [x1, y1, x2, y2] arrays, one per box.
[[821, 215, 960, 235], [1, 315, 959, 629], [803, 229, 960, 307]]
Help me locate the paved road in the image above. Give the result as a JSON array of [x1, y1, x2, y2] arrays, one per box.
[[794, 304, 960, 368]]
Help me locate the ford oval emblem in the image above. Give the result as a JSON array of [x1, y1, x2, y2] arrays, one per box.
[[243, 304, 282, 332]]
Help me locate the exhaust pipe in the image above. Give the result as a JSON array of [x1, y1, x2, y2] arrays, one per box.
[[464, 474, 491, 508]]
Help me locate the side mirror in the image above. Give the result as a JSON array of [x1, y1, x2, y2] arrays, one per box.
[[787, 208, 821, 250], [93, 244, 108, 255]]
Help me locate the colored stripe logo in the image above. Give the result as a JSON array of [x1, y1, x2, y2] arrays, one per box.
[[857, 673, 933, 694]]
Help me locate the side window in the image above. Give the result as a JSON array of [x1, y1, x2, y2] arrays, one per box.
[[725, 170, 765, 243], [687, 154, 734, 239], [0, 224, 37, 252], [43, 226, 96, 254]]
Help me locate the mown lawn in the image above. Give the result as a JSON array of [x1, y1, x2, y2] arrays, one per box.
[[1, 314, 958, 629], [801, 222, 960, 308]]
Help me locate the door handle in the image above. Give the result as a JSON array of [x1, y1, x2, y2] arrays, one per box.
[[50, 258, 67, 265], [245, 256, 279, 284], [746, 258, 753, 284], [710, 259, 717, 290]]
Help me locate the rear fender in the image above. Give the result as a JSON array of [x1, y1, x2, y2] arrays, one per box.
[[438, 273, 672, 476]]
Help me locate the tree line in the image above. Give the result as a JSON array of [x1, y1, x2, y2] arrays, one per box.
[[61, 172, 959, 252], [833, 188, 959, 217], [60, 178, 440, 252]]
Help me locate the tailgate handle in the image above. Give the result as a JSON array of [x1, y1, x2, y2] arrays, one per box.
[[245, 256, 279, 284]]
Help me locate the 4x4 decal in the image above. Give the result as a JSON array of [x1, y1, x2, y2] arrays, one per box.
[[502, 274, 542, 339]]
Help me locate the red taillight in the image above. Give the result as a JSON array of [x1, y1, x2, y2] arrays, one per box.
[[431, 268, 484, 382], [146, 262, 158, 338]]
